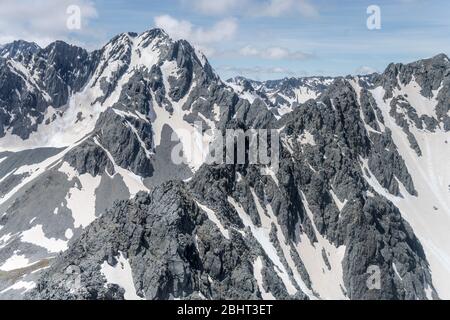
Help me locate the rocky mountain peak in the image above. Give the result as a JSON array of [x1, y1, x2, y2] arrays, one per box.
[[381, 53, 449, 95], [377, 53, 450, 130], [0, 40, 40, 60]]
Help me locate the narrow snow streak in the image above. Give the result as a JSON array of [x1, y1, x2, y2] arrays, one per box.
[[250, 189, 313, 297], [227, 196, 298, 296], [329, 189, 348, 213], [93, 138, 148, 196], [293, 192, 348, 300], [253, 257, 276, 300], [195, 201, 230, 240]]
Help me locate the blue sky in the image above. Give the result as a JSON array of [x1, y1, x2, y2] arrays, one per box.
[[1, 0, 449, 80]]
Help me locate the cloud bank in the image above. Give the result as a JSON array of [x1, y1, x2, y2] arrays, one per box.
[[189, 0, 318, 17], [239, 45, 314, 60], [0, 0, 98, 46], [154, 15, 238, 56]]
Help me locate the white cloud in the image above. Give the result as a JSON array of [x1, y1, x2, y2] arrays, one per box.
[[189, 0, 318, 17], [154, 15, 237, 44], [154, 15, 193, 42], [239, 45, 260, 56], [355, 66, 378, 75], [258, 0, 318, 17], [264, 47, 291, 59], [218, 65, 304, 78], [190, 0, 242, 15], [154, 15, 238, 56], [0, 0, 98, 47], [238, 45, 313, 60]]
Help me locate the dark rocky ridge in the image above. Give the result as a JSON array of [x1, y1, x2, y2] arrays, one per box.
[[28, 182, 303, 300], [377, 54, 450, 130], [0, 40, 40, 60], [0, 40, 97, 139]]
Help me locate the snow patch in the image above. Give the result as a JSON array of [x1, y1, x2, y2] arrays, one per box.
[[0, 87, 103, 152], [0, 251, 31, 271], [297, 131, 316, 146], [0, 280, 35, 294], [329, 189, 348, 212], [394, 77, 438, 118], [226, 82, 259, 104], [100, 251, 143, 300], [20, 224, 68, 253], [0, 233, 13, 249], [369, 86, 450, 299], [150, 80, 213, 172], [227, 195, 298, 296], [65, 228, 74, 240], [59, 162, 101, 229]]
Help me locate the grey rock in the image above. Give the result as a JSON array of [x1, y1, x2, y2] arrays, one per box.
[[28, 182, 282, 300]]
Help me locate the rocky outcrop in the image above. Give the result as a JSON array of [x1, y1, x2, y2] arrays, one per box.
[[0, 41, 97, 139], [28, 182, 299, 300], [379, 53, 450, 130]]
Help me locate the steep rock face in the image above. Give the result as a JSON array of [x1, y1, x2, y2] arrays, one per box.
[[378, 54, 450, 130], [185, 79, 434, 300], [86, 109, 153, 177], [63, 139, 113, 177], [0, 41, 97, 139], [0, 40, 40, 60], [28, 182, 303, 300], [36, 41, 96, 107], [0, 57, 49, 139]]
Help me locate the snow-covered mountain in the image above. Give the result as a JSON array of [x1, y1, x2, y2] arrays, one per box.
[[0, 40, 40, 60], [226, 75, 335, 117], [0, 29, 449, 300]]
